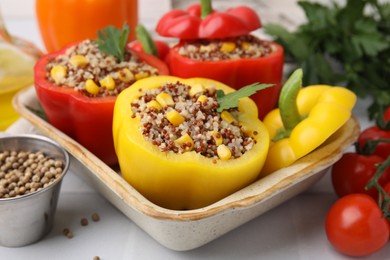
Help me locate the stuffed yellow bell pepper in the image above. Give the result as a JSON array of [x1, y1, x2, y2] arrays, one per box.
[[113, 76, 270, 210], [260, 68, 357, 176]]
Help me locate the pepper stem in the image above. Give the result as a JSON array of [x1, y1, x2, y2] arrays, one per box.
[[135, 24, 158, 57], [279, 68, 303, 134], [201, 0, 213, 18]]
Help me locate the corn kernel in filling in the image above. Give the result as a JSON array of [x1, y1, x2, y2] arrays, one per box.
[[45, 39, 159, 97], [130, 82, 256, 160], [177, 35, 274, 61]]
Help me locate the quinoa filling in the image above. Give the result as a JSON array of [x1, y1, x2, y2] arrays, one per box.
[[130, 82, 257, 160], [177, 35, 274, 61], [45, 39, 159, 97]]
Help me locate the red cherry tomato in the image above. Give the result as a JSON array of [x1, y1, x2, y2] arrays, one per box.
[[129, 40, 170, 62], [358, 125, 390, 159], [385, 182, 390, 194], [325, 194, 389, 257], [331, 152, 390, 199], [384, 106, 390, 122]]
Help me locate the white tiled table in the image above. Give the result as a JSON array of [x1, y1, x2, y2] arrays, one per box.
[[1, 1, 388, 259]]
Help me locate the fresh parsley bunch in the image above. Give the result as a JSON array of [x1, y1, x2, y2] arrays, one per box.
[[264, 0, 390, 119]]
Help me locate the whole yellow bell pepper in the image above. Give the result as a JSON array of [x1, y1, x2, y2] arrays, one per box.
[[260, 69, 357, 176], [113, 76, 270, 210]]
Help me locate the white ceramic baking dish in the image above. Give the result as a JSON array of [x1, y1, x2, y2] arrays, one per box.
[[13, 86, 359, 251]]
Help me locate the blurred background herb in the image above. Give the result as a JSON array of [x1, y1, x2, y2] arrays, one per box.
[[264, 0, 390, 120]]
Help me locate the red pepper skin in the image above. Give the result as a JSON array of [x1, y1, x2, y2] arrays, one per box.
[[185, 3, 204, 17], [156, 4, 261, 40], [167, 40, 284, 119], [128, 40, 170, 62], [34, 44, 169, 166]]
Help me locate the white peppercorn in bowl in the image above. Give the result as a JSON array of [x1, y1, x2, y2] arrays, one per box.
[[0, 134, 69, 247]]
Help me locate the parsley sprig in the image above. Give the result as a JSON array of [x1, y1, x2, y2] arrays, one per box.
[[95, 24, 130, 62], [216, 83, 274, 112], [264, 0, 390, 119]]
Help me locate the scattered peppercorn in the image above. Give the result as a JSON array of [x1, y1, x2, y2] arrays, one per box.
[[62, 212, 100, 241], [0, 150, 64, 199], [81, 217, 89, 226], [66, 231, 74, 239], [91, 213, 100, 222], [62, 228, 69, 235], [62, 228, 73, 239]]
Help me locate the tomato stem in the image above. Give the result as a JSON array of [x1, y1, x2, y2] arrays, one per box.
[[365, 156, 390, 219], [357, 138, 390, 155]]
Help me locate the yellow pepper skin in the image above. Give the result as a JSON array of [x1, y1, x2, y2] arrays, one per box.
[[113, 76, 269, 210], [260, 69, 356, 176]]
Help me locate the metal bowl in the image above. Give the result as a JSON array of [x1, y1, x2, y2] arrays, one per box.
[[0, 134, 69, 247]]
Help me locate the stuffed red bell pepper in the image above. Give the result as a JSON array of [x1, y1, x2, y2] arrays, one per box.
[[156, 0, 284, 119], [34, 25, 169, 166]]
